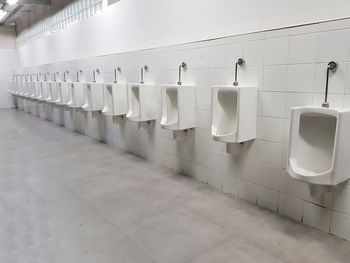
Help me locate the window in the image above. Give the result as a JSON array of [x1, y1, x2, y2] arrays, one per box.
[[16, 0, 106, 47]]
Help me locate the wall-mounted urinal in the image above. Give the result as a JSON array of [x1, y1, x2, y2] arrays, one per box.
[[67, 71, 84, 108], [160, 63, 196, 131], [287, 106, 350, 185], [126, 83, 158, 122], [211, 85, 257, 143], [55, 71, 71, 106], [34, 81, 43, 101], [287, 62, 350, 186], [211, 59, 257, 145], [126, 65, 158, 122], [67, 82, 85, 108], [102, 67, 128, 116], [160, 84, 196, 130], [82, 69, 104, 112]]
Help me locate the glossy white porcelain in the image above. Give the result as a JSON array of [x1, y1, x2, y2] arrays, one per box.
[[46, 81, 59, 103], [126, 83, 158, 122], [34, 81, 43, 101], [82, 83, 104, 112], [67, 82, 85, 108], [160, 84, 196, 130], [211, 85, 257, 143], [287, 106, 350, 186], [102, 83, 128, 116], [55, 82, 71, 105]]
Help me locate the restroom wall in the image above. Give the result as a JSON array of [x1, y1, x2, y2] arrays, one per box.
[[16, 17, 350, 240], [0, 27, 18, 108], [16, 0, 350, 67]]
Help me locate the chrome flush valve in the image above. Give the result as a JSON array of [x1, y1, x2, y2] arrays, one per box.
[[233, 58, 245, 86], [322, 61, 338, 108]]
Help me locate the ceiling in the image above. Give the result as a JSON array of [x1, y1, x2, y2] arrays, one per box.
[[0, 0, 51, 26]]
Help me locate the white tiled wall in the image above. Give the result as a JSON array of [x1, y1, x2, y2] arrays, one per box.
[[15, 17, 350, 240], [16, 0, 350, 67]]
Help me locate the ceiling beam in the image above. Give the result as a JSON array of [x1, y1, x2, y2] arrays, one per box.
[[19, 0, 50, 5], [0, 4, 23, 25]]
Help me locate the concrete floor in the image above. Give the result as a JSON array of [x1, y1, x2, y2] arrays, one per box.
[[1, 109, 350, 263]]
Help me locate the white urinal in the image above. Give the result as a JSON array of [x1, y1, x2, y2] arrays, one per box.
[[55, 82, 70, 106], [46, 81, 58, 103], [28, 81, 35, 99], [102, 83, 128, 116], [160, 84, 196, 130], [211, 85, 257, 143], [287, 106, 350, 185], [126, 83, 158, 122], [67, 82, 85, 108], [35, 81, 43, 101], [82, 83, 104, 112], [41, 81, 51, 102]]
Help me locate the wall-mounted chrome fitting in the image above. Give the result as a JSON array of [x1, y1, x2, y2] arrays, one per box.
[[93, 69, 100, 83], [63, 71, 69, 82], [233, 58, 245, 86], [53, 72, 59, 82], [322, 61, 338, 108], [77, 70, 83, 82], [140, 65, 149, 84], [114, 67, 121, 83], [44, 72, 50, 81], [177, 62, 187, 86]]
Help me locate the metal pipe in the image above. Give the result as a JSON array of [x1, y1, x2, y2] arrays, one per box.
[[114, 67, 121, 83], [63, 71, 69, 82], [44, 72, 50, 81], [36, 73, 41, 81], [322, 61, 338, 108], [77, 70, 82, 82], [233, 58, 245, 86], [140, 65, 149, 84], [93, 69, 100, 83], [177, 62, 187, 86]]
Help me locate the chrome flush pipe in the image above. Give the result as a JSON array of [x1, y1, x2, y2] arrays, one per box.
[[177, 62, 187, 86], [44, 72, 50, 81], [322, 61, 338, 108], [36, 73, 41, 81], [53, 72, 59, 82], [233, 58, 245, 86], [140, 65, 149, 84], [63, 71, 69, 82], [93, 69, 100, 83], [114, 67, 121, 83], [77, 70, 83, 82]]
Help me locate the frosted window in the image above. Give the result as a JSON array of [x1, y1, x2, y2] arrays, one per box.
[[16, 0, 106, 47]]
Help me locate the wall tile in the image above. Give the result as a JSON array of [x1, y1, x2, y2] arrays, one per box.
[[288, 33, 317, 64], [264, 37, 289, 65], [330, 212, 350, 240], [278, 194, 303, 222], [238, 179, 258, 204], [286, 64, 315, 92], [262, 92, 286, 117], [260, 116, 284, 143], [257, 186, 279, 212], [258, 164, 282, 191], [303, 202, 332, 232], [263, 65, 287, 92]]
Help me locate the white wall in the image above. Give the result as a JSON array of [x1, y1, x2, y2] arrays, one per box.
[[0, 26, 18, 109], [17, 0, 350, 67], [15, 17, 350, 240]]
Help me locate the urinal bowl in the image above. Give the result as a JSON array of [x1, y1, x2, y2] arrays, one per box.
[[82, 83, 104, 112], [160, 85, 196, 130], [68, 82, 85, 108], [211, 85, 257, 143], [287, 106, 350, 185], [126, 83, 157, 122], [34, 82, 43, 101], [55, 82, 71, 105], [102, 83, 128, 116]]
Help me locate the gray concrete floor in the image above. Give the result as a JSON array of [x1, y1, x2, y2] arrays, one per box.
[[1, 109, 350, 263]]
